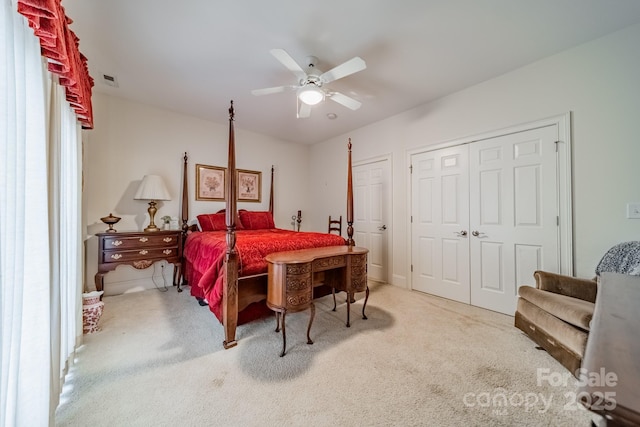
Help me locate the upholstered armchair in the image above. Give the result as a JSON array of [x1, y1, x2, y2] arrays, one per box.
[[515, 241, 640, 376]]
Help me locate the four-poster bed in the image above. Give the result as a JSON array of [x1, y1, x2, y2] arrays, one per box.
[[180, 101, 362, 348]]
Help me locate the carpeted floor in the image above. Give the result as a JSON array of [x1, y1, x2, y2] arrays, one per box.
[[55, 282, 596, 426]]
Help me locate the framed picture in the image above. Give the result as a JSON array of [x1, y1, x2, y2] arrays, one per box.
[[237, 169, 261, 202], [196, 164, 226, 201]]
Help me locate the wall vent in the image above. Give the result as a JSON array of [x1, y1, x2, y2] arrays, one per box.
[[101, 73, 119, 88]]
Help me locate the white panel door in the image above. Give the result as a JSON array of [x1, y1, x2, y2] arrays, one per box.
[[353, 159, 390, 282], [469, 125, 559, 314], [411, 145, 470, 303]]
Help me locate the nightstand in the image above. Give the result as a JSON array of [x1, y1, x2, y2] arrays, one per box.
[[95, 230, 183, 293]]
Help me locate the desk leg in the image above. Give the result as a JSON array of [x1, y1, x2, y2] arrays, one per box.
[[332, 288, 337, 311], [275, 312, 281, 332], [307, 303, 315, 345], [346, 292, 352, 327], [279, 311, 287, 357], [362, 286, 369, 320]]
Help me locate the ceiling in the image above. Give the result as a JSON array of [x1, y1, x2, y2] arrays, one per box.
[[63, 0, 640, 145]]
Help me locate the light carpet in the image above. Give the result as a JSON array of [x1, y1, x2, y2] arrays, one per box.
[[55, 282, 596, 426]]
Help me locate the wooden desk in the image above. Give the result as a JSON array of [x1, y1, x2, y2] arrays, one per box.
[[579, 272, 640, 427], [265, 245, 368, 356], [95, 231, 183, 293]]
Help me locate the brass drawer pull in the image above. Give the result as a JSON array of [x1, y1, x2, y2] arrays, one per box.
[[111, 240, 122, 247], [163, 237, 173, 243], [139, 237, 149, 242], [139, 250, 148, 255], [110, 254, 122, 260], [163, 249, 172, 255]]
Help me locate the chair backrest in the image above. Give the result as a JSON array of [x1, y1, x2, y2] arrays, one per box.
[[595, 241, 640, 276], [328, 215, 342, 236]]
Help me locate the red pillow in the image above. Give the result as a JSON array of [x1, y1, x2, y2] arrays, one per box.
[[239, 211, 275, 230], [197, 212, 245, 231], [197, 213, 226, 231]]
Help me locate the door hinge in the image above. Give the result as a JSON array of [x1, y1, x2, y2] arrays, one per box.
[[409, 164, 413, 174], [557, 216, 559, 226], [411, 264, 413, 272], [411, 215, 413, 223], [555, 140, 559, 152]]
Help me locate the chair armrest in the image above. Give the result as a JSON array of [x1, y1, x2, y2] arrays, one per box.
[[533, 270, 597, 303]]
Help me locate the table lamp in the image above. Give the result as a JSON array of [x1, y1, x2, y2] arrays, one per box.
[[134, 175, 171, 232]]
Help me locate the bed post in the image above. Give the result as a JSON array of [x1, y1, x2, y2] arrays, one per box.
[[181, 152, 189, 233], [223, 101, 239, 349], [346, 138, 355, 246], [179, 152, 189, 292], [269, 165, 274, 215]]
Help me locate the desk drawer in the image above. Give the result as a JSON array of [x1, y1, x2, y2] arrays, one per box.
[[286, 289, 312, 307], [101, 247, 178, 264], [102, 234, 178, 250], [312, 255, 346, 272], [350, 254, 368, 292]]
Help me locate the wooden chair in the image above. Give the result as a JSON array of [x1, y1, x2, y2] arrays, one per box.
[[328, 215, 342, 235]]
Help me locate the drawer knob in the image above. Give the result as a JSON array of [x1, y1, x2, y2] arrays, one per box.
[[163, 249, 172, 255], [163, 237, 173, 243], [139, 250, 148, 255], [111, 240, 122, 246], [110, 254, 122, 260], [139, 237, 149, 242]]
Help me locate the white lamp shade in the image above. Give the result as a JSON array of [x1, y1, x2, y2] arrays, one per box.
[[134, 175, 171, 201], [298, 85, 324, 105]]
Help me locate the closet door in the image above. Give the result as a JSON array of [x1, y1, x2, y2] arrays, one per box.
[[469, 125, 559, 314], [353, 158, 391, 283], [411, 145, 470, 303]]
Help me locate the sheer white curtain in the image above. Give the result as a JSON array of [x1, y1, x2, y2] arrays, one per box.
[[46, 76, 83, 418], [1, 1, 83, 425]]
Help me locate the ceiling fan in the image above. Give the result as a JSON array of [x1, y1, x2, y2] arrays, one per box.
[[251, 49, 367, 118]]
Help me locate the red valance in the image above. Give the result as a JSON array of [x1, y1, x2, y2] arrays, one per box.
[[17, 0, 94, 129]]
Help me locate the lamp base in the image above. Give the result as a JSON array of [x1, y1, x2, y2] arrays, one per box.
[[145, 200, 160, 232]]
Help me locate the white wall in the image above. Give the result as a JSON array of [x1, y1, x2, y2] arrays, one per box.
[[84, 93, 309, 294], [309, 23, 640, 285]]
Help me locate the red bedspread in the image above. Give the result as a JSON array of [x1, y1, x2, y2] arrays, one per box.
[[184, 229, 346, 321]]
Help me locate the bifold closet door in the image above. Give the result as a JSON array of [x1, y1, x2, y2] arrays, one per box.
[[411, 145, 470, 304], [468, 125, 559, 315]]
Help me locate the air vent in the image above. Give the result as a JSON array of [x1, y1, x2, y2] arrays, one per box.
[[101, 73, 119, 88]]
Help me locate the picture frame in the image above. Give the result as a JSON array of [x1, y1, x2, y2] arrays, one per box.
[[237, 169, 262, 202], [195, 164, 226, 201]]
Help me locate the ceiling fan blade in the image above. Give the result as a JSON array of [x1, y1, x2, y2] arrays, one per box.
[[328, 92, 362, 110], [270, 49, 307, 82], [320, 57, 366, 84], [251, 86, 287, 96], [297, 101, 312, 119]]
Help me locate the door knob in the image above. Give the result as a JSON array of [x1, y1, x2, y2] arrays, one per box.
[[455, 230, 467, 237], [472, 230, 485, 237], [378, 225, 387, 231]]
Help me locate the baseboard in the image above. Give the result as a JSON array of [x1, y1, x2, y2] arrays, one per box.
[[391, 274, 407, 289]]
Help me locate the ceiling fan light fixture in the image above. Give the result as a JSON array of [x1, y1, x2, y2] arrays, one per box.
[[298, 84, 324, 105]]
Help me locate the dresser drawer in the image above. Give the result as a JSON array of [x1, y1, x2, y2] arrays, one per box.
[[101, 234, 178, 250], [101, 247, 179, 264]]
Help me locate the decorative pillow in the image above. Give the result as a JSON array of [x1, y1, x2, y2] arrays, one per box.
[[197, 213, 226, 231], [197, 211, 245, 231], [239, 210, 275, 230]]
